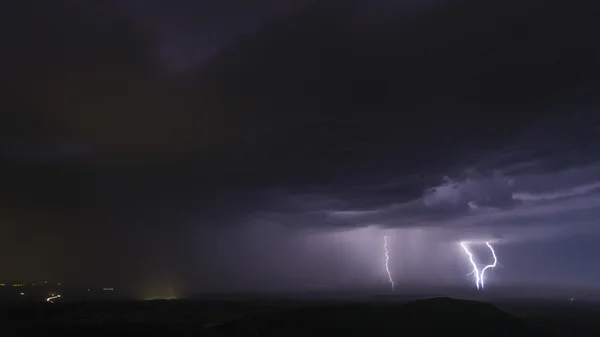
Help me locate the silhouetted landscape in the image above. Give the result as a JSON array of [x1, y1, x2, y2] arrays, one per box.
[[3, 296, 600, 336]]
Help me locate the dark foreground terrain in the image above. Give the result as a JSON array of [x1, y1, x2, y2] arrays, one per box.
[[2, 297, 599, 336]]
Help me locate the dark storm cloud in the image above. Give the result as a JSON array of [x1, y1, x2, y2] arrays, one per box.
[[3, 0, 600, 290], [255, 162, 600, 242], [102, 0, 302, 73]]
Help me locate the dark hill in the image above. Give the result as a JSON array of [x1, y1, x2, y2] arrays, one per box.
[[204, 297, 552, 337]]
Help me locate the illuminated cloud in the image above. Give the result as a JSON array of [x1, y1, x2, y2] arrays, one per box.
[[252, 162, 600, 244], [512, 181, 600, 202]]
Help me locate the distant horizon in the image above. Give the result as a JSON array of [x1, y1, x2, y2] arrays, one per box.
[[186, 283, 600, 301], [4, 279, 599, 299]]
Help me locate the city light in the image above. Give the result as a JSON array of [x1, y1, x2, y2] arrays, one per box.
[[46, 294, 61, 303]]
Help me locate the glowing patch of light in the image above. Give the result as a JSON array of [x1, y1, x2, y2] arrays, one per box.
[[460, 241, 499, 290], [460, 242, 480, 290], [384, 236, 395, 292], [46, 294, 61, 303]]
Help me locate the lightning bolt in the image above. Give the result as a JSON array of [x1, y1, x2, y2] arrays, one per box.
[[460, 242, 480, 290], [384, 236, 395, 292], [460, 241, 498, 290], [479, 242, 498, 289]]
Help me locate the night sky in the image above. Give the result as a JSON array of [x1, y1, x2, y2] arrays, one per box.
[[2, 0, 600, 298]]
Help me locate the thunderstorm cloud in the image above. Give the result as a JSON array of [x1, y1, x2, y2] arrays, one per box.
[[251, 161, 600, 244], [3, 0, 600, 293]]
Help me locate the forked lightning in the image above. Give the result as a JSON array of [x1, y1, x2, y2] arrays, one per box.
[[460, 242, 481, 289], [460, 241, 498, 289], [479, 242, 497, 289]]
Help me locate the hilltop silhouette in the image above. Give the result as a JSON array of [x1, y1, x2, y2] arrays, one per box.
[[205, 297, 552, 337]]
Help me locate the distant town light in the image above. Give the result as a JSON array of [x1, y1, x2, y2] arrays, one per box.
[[46, 294, 61, 303], [19, 292, 24, 296], [103, 287, 114, 291]]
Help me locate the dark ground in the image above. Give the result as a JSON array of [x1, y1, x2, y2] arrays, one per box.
[[2, 297, 599, 337]]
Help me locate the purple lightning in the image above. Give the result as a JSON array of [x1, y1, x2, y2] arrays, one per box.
[[479, 242, 498, 289], [460, 242, 481, 290], [384, 236, 395, 292], [460, 241, 499, 290]]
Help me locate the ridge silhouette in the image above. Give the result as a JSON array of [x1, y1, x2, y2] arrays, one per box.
[[206, 297, 552, 337]]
